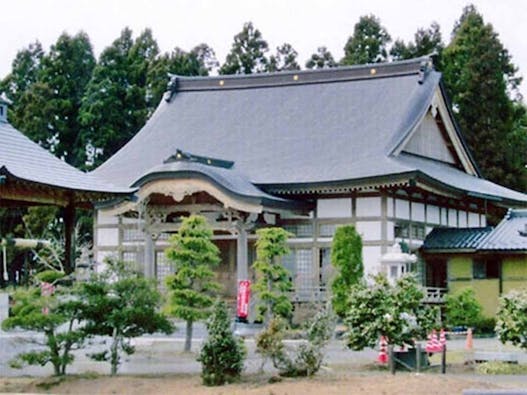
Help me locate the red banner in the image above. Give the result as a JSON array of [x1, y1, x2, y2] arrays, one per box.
[[237, 280, 251, 318]]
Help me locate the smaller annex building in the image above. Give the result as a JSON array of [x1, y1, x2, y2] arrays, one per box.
[[91, 56, 527, 304], [421, 209, 527, 317]]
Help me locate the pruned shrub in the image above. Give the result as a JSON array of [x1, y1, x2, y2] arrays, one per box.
[[198, 300, 246, 386], [445, 288, 483, 329]]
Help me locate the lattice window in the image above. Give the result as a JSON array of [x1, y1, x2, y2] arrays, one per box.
[[319, 224, 337, 237], [122, 251, 138, 264], [122, 228, 144, 242], [156, 251, 173, 291], [283, 224, 313, 238], [319, 247, 332, 288]]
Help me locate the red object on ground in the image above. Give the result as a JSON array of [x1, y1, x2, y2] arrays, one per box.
[[426, 330, 442, 353], [439, 328, 447, 349], [378, 336, 388, 364], [236, 280, 251, 319], [465, 327, 473, 351]]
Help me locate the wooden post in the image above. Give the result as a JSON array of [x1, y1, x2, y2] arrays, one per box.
[[441, 344, 446, 374], [416, 343, 421, 373], [63, 203, 75, 274], [388, 345, 395, 375]]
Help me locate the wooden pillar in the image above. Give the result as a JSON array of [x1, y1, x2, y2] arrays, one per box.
[[236, 226, 248, 281], [144, 231, 155, 278], [63, 203, 75, 274]]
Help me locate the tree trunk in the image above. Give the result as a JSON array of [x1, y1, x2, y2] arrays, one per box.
[[111, 328, 119, 375], [184, 320, 193, 352]]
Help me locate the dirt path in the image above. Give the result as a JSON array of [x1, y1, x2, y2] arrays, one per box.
[[0, 370, 508, 395]]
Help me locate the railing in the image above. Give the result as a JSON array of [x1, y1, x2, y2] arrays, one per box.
[[288, 286, 328, 302], [423, 287, 447, 304]]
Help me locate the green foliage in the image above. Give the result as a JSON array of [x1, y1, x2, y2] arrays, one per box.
[[252, 227, 293, 323], [78, 258, 173, 375], [165, 215, 221, 351], [2, 282, 86, 376], [220, 22, 269, 75], [441, 5, 526, 192], [345, 274, 437, 350], [305, 46, 337, 69], [496, 289, 527, 351], [444, 288, 483, 329], [256, 308, 335, 377], [330, 225, 363, 317], [267, 43, 300, 72], [476, 361, 527, 375], [390, 22, 443, 61], [341, 15, 391, 65], [198, 300, 246, 386]]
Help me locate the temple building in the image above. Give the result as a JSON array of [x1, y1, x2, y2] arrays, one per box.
[[91, 57, 527, 303]]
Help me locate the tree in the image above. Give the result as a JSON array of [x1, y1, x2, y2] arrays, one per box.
[[0, 41, 44, 128], [267, 43, 300, 72], [2, 274, 86, 376], [146, 43, 218, 108], [164, 215, 221, 352], [78, 258, 173, 375], [330, 225, 363, 318], [390, 22, 443, 61], [219, 22, 269, 75], [198, 300, 246, 385], [345, 274, 437, 350], [444, 288, 483, 329], [252, 227, 293, 323], [496, 289, 527, 351], [341, 15, 391, 65], [441, 5, 526, 192], [305, 46, 338, 69]]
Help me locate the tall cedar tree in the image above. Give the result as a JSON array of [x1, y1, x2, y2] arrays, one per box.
[[220, 22, 269, 74], [305, 47, 338, 69], [267, 43, 301, 72], [16, 32, 95, 167], [330, 225, 363, 318], [78, 259, 173, 375], [341, 15, 391, 65], [79, 28, 159, 168], [441, 5, 526, 192], [165, 215, 221, 352], [390, 22, 443, 61], [252, 227, 293, 324], [0, 41, 44, 128]]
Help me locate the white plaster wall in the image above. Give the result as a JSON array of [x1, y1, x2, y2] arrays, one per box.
[[387, 197, 394, 217], [468, 212, 480, 227], [362, 246, 382, 275], [356, 197, 381, 217], [411, 202, 425, 222], [395, 199, 410, 220], [448, 209, 457, 227], [263, 213, 276, 225], [480, 214, 487, 227], [427, 205, 440, 225], [317, 198, 352, 218], [97, 210, 119, 225], [96, 228, 119, 247], [426, 226, 434, 236], [387, 221, 395, 241], [458, 211, 468, 227], [356, 221, 382, 241], [121, 216, 142, 225]]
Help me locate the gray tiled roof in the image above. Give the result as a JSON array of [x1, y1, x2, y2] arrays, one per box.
[[92, 57, 527, 205], [0, 121, 131, 194], [480, 209, 527, 251], [422, 227, 494, 251], [422, 209, 527, 252]]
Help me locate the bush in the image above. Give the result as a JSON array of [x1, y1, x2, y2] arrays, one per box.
[[198, 300, 246, 386], [496, 289, 527, 350], [444, 288, 483, 329], [256, 307, 335, 377], [474, 317, 496, 335]]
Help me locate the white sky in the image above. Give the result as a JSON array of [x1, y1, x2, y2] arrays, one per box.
[[1, 0, 526, 97]]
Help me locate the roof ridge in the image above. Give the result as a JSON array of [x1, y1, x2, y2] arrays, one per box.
[[164, 56, 435, 101]]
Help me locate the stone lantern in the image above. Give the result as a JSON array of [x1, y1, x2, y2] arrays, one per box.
[[380, 243, 417, 283]]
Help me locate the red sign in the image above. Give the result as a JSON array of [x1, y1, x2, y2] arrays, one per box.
[[237, 280, 251, 318]]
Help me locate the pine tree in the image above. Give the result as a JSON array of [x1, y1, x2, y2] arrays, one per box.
[[341, 15, 391, 65], [165, 215, 221, 352], [252, 227, 293, 324], [330, 225, 363, 318], [441, 5, 525, 192], [390, 22, 443, 61], [267, 43, 300, 72], [220, 22, 269, 75], [305, 47, 338, 69]]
